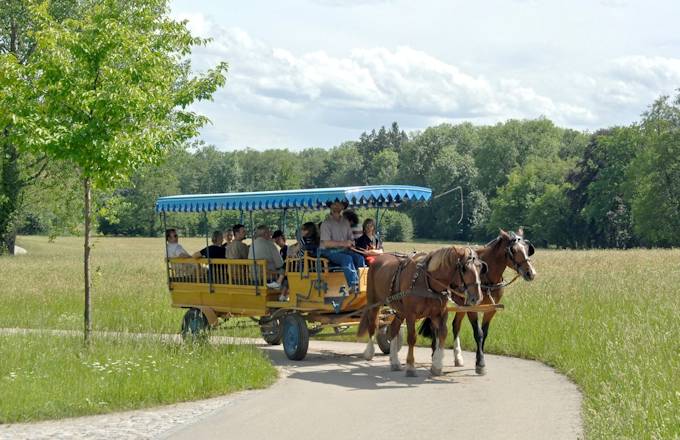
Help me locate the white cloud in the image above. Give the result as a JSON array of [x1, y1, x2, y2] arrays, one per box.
[[184, 16, 594, 127], [176, 12, 679, 147]]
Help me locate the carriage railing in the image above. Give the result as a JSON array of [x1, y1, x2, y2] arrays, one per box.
[[285, 252, 329, 275], [167, 258, 268, 288]]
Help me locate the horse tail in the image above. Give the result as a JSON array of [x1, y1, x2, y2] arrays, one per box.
[[418, 317, 435, 340], [357, 266, 378, 337]]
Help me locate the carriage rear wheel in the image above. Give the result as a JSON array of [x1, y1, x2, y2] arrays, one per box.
[[181, 308, 209, 340], [260, 317, 283, 345], [283, 314, 309, 361], [376, 325, 391, 354]]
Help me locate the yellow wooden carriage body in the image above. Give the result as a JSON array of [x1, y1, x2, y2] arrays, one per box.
[[166, 254, 368, 321]]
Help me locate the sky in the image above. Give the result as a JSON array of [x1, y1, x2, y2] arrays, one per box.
[[170, 0, 680, 150]]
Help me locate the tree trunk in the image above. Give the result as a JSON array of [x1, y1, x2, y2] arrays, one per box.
[[0, 140, 20, 256], [83, 177, 92, 344]]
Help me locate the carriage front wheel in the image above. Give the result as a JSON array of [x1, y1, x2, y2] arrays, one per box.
[[260, 317, 283, 345], [181, 308, 209, 340], [376, 324, 392, 354], [283, 314, 309, 360]]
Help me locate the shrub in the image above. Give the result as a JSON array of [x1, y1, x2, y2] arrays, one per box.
[[379, 211, 413, 242]]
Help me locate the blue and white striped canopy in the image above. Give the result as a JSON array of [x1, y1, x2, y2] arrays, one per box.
[[155, 185, 431, 213]]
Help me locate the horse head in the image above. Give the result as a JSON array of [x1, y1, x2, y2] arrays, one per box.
[[499, 228, 536, 281], [435, 247, 486, 305]]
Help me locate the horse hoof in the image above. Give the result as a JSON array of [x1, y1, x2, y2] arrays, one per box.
[[431, 367, 442, 376], [475, 365, 486, 375], [390, 364, 401, 371], [362, 353, 374, 361], [454, 358, 464, 367], [406, 369, 417, 377]]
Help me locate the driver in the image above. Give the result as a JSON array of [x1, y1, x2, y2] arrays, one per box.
[[318, 200, 365, 294]]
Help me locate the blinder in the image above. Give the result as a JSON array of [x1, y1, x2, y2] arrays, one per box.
[[526, 240, 535, 256]]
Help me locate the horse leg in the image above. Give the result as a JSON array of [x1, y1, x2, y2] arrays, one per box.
[[405, 316, 417, 377], [389, 316, 402, 371], [481, 310, 497, 353], [431, 316, 447, 376], [468, 312, 486, 375], [361, 308, 379, 361], [452, 312, 465, 367]]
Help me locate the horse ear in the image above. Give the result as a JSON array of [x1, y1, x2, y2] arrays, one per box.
[[527, 241, 535, 256], [517, 227, 524, 236], [481, 261, 488, 274], [499, 228, 509, 238]]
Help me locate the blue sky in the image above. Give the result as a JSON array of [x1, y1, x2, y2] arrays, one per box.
[[170, 0, 680, 150]]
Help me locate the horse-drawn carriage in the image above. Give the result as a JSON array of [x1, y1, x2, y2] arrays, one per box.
[[156, 185, 510, 365]]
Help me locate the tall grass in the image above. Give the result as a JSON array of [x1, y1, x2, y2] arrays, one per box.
[[2, 237, 679, 437], [0, 333, 276, 423], [484, 249, 680, 438]]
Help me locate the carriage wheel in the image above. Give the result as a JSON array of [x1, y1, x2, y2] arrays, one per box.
[[376, 325, 391, 354], [283, 314, 309, 361], [260, 317, 283, 345], [181, 308, 209, 341]]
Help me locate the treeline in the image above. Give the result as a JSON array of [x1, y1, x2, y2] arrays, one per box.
[[18, 92, 680, 248]]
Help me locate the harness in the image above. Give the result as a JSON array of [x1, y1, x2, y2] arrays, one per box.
[[385, 249, 481, 305]]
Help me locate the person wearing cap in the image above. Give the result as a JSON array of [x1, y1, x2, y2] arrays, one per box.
[[319, 200, 366, 294]]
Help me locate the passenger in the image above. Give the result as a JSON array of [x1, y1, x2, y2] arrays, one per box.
[[354, 218, 384, 265], [319, 201, 366, 294], [300, 222, 319, 256], [165, 228, 190, 258], [222, 229, 234, 247], [193, 231, 227, 283], [343, 209, 363, 240], [192, 231, 227, 259], [225, 224, 249, 259], [165, 228, 191, 280], [272, 230, 288, 260], [271, 229, 290, 301], [248, 225, 285, 290]]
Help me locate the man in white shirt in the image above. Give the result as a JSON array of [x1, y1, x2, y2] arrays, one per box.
[[165, 229, 190, 257], [165, 228, 191, 280]]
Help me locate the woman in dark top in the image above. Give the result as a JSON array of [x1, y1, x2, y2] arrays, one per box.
[[354, 218, 383, 265]]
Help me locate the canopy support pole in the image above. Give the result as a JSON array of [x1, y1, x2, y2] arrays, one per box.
[[162, 212, 171, 290], [375, 206, 383, 243], [203, 212, 214, 293], [250, 211, 260, 295]]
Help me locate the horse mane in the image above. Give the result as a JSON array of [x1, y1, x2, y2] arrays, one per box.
[[427, 246, 463, 272]]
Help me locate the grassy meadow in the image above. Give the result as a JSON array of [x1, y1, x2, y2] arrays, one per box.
[[1, 236, 679, 438]]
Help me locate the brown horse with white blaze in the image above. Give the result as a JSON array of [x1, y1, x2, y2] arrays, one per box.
[[357, 246, 487, 377], [419, 229, 537, 374]]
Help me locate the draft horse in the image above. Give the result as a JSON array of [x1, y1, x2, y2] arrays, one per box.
[[420, 229, 536, 374], [357, 246, 487, 377]]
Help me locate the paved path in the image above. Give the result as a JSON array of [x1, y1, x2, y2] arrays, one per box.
[[1, 336, 583, 440]]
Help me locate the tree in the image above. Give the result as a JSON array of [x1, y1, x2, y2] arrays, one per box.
[[487, 157, 573, 246], [628, 93, 680, 246], [1, 0, 227, 342], [0, 0, 77, 254], [566, 127, 639, 247]]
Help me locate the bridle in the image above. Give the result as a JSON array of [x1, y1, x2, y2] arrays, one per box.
[[506, 233, 534, 275], [448, 248, 484, 303]]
